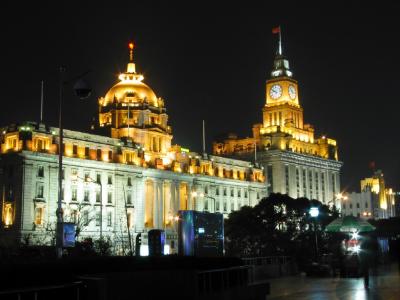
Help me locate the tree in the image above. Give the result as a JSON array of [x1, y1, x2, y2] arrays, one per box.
[[224, 193, 337, 259]]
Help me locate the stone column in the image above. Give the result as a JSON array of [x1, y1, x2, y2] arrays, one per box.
[[135, 176, 145, 232]]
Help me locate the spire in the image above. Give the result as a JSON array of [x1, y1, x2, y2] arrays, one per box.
[[129, 42, 134, 62], [127, 41, 136, 74], [271, 26, 293, 78], [119, 41, 144, 82]]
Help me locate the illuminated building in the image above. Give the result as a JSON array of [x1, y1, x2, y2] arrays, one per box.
[[341, 170, 396, 219], [213, 37, 342, 205], [0, 44, 266, 253]]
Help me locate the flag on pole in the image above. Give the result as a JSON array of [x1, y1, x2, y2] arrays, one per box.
[[272, 26, 280, 34]]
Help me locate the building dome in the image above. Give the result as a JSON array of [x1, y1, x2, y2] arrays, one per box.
[[103, 79, 159, 107]]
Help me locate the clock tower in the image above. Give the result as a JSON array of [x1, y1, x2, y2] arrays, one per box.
[[263, 53, 303, 132]]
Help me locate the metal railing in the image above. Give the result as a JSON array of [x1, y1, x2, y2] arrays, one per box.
[[0, 281, 84, 300], [241, 256, 293, 266]]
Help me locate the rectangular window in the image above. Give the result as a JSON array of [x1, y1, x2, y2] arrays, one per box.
[[204, 186, 208, 195], [223, 201, 227, 212], [71, 186, 77, 201], [230, 202, 234, 211], [96, 212, 101, 226], [108, 150, 112, 160], [365, 202, 368, 208], [84, 189, 90, 202], [108, 175, 112, 185], [71, 168, 78, 178], [85, 146, 90, 157], [216, 201, 220, 211], [96, 190, 101, 203], [107, 212, 112, 226], [83, 210, 89, 226], [96, 149, 102, 160], [127, 177, 132, 187], [73, 145, 78, 155], [34, 207, 44, 225], [71, 209, 78, 224], [204, 199, 208, 211], [238, 190, 241, 198], [127, 191, 132, 204], [38, 166, 44, 177], [223, 188, 227, 196], [127, 211, 133, 228], [244, 190, 248, 198], [216, 188, 220, 196], [230, 189, 234, 197], [96, 173, 101, 184], [84, 172, 90, 182], [356, 203, 360, 208], [107, 191, 112, 204], [36, 183, 44, 198]]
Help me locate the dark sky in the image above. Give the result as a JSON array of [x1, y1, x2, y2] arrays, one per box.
[[1, 1, 400, 192]]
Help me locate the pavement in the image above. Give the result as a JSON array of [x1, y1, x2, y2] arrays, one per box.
[[267, 263, 400, 300]]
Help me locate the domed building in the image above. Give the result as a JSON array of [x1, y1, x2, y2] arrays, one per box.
[[0, 43, 266, 254], [98, 42, 172, 157]]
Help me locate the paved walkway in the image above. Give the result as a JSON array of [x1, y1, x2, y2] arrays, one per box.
[[267, 263, 400, 299]]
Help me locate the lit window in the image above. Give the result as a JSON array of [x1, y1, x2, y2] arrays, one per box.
[[34, 207, 44, 225], [127, 211, 133, 228], [3, 203, 13, 226]]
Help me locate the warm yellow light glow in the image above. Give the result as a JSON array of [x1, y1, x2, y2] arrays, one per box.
[[3, 203, 13, 226], [144, 153, 151, 162]]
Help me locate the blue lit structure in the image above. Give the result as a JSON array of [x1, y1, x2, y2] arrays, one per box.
[[178, 210, 224, 257]]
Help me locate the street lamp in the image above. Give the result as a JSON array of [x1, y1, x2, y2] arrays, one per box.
[[56, 68, 92, 259], [309, 207, 319, 262]]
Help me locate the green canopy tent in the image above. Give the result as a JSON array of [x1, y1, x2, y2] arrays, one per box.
[[325, 216, 376, 233]]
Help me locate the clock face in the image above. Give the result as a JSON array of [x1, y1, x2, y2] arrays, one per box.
[[288, 85, 296, 99], [269, 84, 282, 99]]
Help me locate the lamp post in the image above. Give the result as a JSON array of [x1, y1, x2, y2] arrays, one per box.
[[309, 207, 319, 262], [56, 68, 92, 259]]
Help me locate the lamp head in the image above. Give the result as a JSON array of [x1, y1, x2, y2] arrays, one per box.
[[73, 79, 92, 99]]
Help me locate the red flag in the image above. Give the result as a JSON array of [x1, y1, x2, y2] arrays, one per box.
[[272, 26, 280, 34]]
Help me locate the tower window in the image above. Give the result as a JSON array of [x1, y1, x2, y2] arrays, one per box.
[[38, 166, 44, 177]]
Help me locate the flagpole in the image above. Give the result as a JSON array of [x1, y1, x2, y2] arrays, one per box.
[[202, 119, 206, 156], [40, 80, 44, 123], [278, 26, 282, 55]]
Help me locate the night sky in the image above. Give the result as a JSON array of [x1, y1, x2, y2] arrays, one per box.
[[1, 2, 400, 192]]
